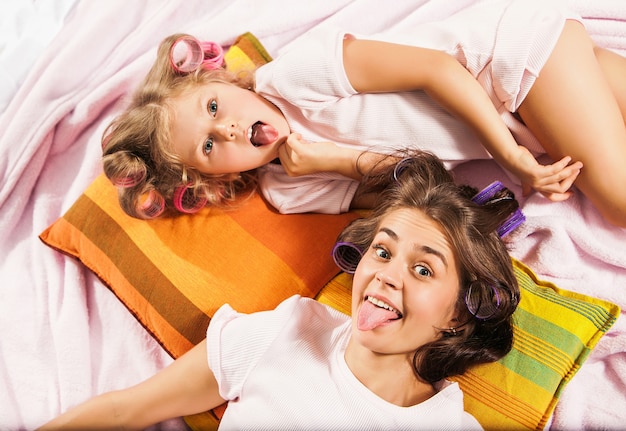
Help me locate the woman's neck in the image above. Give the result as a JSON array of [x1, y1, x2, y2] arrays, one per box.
[[344, 339, 436, 407]]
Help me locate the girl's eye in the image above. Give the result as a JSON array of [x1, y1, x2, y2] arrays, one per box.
[[203, 137, 214, 155], [414, 265, 432, 277], [208, 99, 218, 116]]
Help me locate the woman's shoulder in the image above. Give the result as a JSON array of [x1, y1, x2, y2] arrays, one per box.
[[280, 295, 350, 325], [428, 380, 484, 430], [214, 295, 347, 326]]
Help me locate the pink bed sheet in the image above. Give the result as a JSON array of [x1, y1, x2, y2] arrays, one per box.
[[0, 1, 624, 429]]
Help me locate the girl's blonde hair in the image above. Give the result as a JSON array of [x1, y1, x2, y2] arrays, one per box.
[[102, 34, 257, 219]]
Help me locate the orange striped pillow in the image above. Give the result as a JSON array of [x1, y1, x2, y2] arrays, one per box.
[[40, 174, 359, 358]]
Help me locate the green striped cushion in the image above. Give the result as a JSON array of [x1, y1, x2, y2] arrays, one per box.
[[450, 259, 618, 430]]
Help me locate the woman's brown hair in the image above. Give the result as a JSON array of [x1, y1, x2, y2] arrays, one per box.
[[336, 150, 520, 383]]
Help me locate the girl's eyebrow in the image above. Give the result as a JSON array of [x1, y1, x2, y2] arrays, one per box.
[[196, 96, 205, 141], [378, 226, 448, 268], [193, 93, 212, 154]]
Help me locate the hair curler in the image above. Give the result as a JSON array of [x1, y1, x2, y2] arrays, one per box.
[[169, 35, 224, 73], [137, 189, 166, 219], [472, 181, 525, 237], [464, 280, 501, 320], [173, 184, 208, 213], [332, 242, 363, 274]]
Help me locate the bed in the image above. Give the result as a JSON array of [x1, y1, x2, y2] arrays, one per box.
[[1, 1, 625, 430]]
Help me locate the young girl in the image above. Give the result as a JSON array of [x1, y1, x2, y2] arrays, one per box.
[[38, 153, 520, 430], [103, 0, 626, 227]]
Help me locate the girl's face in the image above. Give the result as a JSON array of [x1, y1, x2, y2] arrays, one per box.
[[350, 208, 461, 357], [169, 81, 290, 174]]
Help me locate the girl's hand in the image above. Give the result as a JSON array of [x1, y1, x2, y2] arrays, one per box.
[[279, 133, 350, 177], [512, 146, 583, 201]]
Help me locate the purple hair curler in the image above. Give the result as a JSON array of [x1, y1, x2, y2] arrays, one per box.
[[472, 181, 505, 205], [332, 242, 363, 274], [169, 36, 224, 73], [173, 184, 208, 214], [392, 157, 413, 182], [465, 280, 501, 320], [472, 181, 525, 237], [497, 208, 525, 237]]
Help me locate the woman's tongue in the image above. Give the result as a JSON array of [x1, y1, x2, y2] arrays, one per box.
[[250, 122, 278, 146], [357, 300, 399, 331]]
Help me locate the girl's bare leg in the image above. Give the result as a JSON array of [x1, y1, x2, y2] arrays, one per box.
[[517, 20, 626, 228], [594, 46, 626, 121]]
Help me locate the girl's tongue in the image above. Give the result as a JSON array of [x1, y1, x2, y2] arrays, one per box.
[[250, 122, 278, 146], [357, 300, 400, 331]]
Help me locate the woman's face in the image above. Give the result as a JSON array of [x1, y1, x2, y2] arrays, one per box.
[[169, 81, 290, 174], [350, 208, 461, 356]]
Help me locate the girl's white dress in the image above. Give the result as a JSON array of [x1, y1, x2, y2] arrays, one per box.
[[253, 0, 580, 214]]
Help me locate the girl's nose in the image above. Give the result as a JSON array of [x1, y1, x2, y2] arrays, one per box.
[[215, 121, 237, 140]]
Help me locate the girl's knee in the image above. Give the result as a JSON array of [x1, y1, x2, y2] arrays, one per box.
[[604, 210, 626, 229], [577, 169, 626, 228], [594, 195, 626, 228]]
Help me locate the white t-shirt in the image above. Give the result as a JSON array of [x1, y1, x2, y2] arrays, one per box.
[[207, 295, 483, 431], [254, 0, 580, 214]]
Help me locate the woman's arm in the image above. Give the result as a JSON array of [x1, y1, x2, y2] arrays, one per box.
[[342, 37, 582, 200], [37, 340, 225, 430]]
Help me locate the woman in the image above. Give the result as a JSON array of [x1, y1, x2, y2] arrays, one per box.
[[38, 153, 520, 430]]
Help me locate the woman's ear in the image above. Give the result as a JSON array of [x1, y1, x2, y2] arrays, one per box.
[[445, 314, 462, 333]]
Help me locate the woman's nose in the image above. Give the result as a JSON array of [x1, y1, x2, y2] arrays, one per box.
[[375, 266, 403, 290]]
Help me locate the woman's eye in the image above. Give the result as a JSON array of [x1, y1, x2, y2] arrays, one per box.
[[203, 137, 214, 155], [414, 265, 432, 277], [208, 99, 218, 116], [373, 246, 390, 260]]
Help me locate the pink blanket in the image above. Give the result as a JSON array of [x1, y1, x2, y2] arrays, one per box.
[[0, 1, 624, 430]]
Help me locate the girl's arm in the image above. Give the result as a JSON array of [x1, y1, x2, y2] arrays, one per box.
[[342, 37, 582, 200], [37, 340, 225, 430], [278, 133, 397, 180]]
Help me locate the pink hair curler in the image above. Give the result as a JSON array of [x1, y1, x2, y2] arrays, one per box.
[[138, 189, 165, 219], [101, 132, 112, 151], [169, 36, 224, 73], [173, 184, 208, 213], [111, 170, 146, 188]]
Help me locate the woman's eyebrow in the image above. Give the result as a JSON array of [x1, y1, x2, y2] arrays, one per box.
[[419, 244, 448, 268], [378, 227, 448, 268], [379, 226, 398, 241]]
